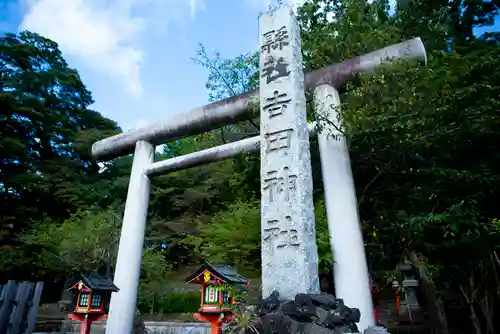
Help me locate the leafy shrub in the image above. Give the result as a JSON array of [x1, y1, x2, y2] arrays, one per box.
[[139, 292, 200, 314]]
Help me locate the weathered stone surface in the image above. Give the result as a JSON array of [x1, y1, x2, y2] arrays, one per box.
[[363, 325, 390, 334], [254, 291, 361, 333], [259, 5, 320, 301]]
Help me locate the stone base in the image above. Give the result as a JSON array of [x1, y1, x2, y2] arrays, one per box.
[[253, 291, 362, 333], [364, 326, 389, 334]]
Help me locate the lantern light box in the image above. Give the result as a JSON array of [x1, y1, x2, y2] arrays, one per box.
[[185, 262, 248, 314], [67, 274, 119, 316]]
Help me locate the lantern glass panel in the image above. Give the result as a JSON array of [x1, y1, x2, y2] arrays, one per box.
[[222, 290, 230, 304], [79, 293, 90, 307], [91, 294, 102, 309], [204, 286, 219, 304]]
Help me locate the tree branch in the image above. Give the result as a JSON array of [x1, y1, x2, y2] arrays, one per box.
[[362, 127, 462, 161], [358, 159, 393, 208]]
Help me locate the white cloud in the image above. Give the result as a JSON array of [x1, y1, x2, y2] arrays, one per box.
[[19, 0, 204, 98], [189, 0, 205, 20]]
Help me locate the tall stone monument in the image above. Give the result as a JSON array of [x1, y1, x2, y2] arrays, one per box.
[[259, 5, 320, 300]]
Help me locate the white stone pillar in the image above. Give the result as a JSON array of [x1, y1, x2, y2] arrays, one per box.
[[314, 84, 375, 331], [105, 140, 154, 334], [259, 5, 320, 300]]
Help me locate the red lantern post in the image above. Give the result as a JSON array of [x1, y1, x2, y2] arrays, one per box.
[[186, 263, 248, 334]]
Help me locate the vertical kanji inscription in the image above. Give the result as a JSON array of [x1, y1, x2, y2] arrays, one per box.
[[259, 5, 320, 300]]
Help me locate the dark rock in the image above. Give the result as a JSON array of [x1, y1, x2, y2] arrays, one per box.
[[253, 291, 362, 333], [335, 299, 352, 319], [309, 293, 337, 310], [348, 308, 361, 323], [260, 313, 293, 334], [322, 312, 345, 328], [281, 294, 316, 323], [257, 290, 281, 316], [335, 298, 346, 308]]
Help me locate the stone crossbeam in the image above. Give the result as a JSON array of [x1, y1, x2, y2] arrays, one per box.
[[144, 122, 316, 177], [146, 136, 260, 177], [91, 37, 426, 161]]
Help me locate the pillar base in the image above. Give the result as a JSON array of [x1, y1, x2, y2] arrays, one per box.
[[194, 312, 236, 334], [68, 313, 108, 334]]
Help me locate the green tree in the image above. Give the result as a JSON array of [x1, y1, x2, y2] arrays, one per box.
[[14, 208, 120, 277], [197, 201, 261, 273], [138, 247, 173, 314], [396, 0, 500, 47], [0, 31, 120, 244]]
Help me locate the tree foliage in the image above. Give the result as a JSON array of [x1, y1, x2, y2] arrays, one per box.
[[0, 31, 120, 242]]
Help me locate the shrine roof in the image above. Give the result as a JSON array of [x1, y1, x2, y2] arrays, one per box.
[[67, 274, 119, 292], [185, 262, 248, 285]]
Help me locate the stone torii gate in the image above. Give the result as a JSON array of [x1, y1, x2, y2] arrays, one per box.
[[91, 6, 426, 334]]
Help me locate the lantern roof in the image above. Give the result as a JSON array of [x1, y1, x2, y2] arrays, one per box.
[[185, 262, 248, 285], [67, 274, 119, 293]]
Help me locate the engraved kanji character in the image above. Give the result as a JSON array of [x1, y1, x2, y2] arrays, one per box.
[[265, 128, 293, 154], [263, 90, 291, 118], [263, 219, 280, 242], [261, 30, 275, 54], [261, 56, 291, 84], [277, 166, 297, 202], [263, 170, 278, 202], [278, 229, 300, 248], [272, 26, 289, 51]]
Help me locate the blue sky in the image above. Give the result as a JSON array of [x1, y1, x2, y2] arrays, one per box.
[[0, 0, 498, 132], [0, 0, 296, 131]]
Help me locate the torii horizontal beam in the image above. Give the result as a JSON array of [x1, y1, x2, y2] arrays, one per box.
[[144, 122, 317, 177], [92, 37, 426, 161]]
